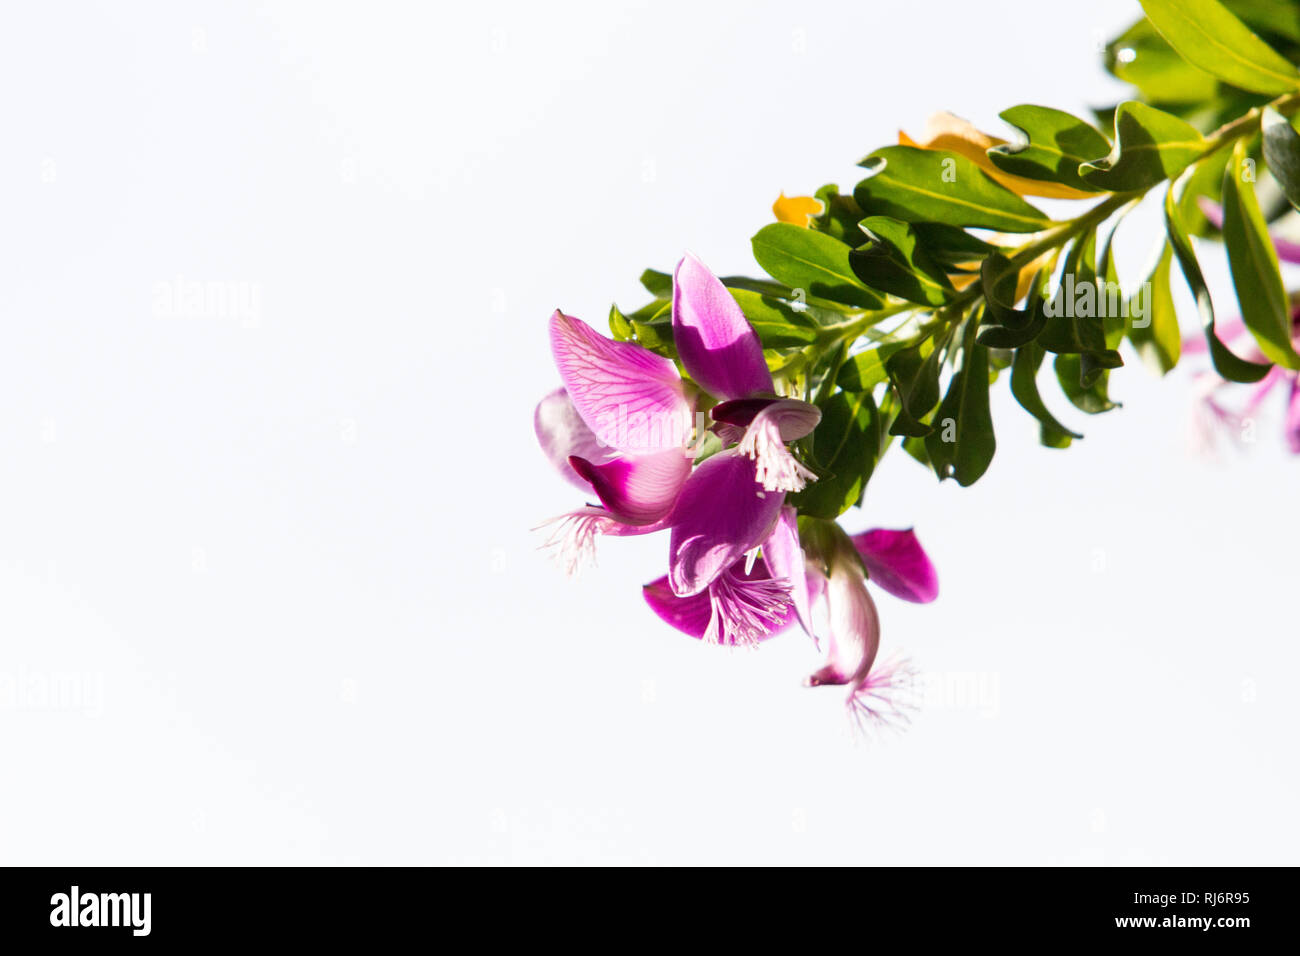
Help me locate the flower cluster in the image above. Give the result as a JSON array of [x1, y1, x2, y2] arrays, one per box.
[[535, 254, 938, 721]]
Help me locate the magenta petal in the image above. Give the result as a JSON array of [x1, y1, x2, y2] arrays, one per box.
[[850, 527, 939, 604], [569, 448, 691, 526], [549, 310, 691, 454], [643, 574, 713, 638], [666, 449, 786, 596], [672, 253, 773, 401], [644, 558, 794, 644], [534, 387, 617, 491], [712, 396, 821, 441], [763, 506, 813, 637]]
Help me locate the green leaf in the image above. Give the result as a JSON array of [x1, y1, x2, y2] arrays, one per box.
[[836, 341, 910, 392], [1139, 0, 1300, 94], [1038, 231, 1124, 384], [987, 105, 1110, 193], [1261, 107, 1300, 211], [854, 145, 1051, 233], [1011, 341, 1082, 447], [1126, 242, 1182, 374], [1080, 101, 1206, 192], [886, 330, 949, 438], [751, 223, 883, 309], [792, 390, 880, 519], [1054, 354, 1119, 414], [1164, 182, 1271, 383], [909, 223, 1000, 270], [639, 269, 673, 299], [726, 289, 821, 348], [1220, 138, 1300, 369], [925, 324, 996, 486], [1105, 19, 1220, 105], [849, 216, 956, 306], [608, 303, 633, 341]]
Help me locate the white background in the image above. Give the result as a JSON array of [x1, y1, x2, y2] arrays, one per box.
[[1, 0, 1296, 865]]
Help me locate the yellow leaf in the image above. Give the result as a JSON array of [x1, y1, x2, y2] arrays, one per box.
[[901, 112, 1091, 201], [772, 193, 824, 227]]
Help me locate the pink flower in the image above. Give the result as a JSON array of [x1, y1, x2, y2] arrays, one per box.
[[802, 527, 938, 728], [536, 254, 821, 644]]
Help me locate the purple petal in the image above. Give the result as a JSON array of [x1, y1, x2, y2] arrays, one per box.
[[643, 574, 713, 638], [850, 527, 939, 604], [762, 506, 814, 637], [534, 387, 617, 491], [569, 448, 691, 526], [549, 310, 692, 454], [672, 253, 772, 401], [712, 396, 821, 441], [1286, 377, 1300, 454], [666, 449, 785, 596]]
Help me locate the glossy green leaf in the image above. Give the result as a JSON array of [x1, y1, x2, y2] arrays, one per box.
[[988, 105, 1110, 192], [1221, 138, 1300, 368], [850, 217, 956, 306], [792, 390, 880, 519], [1011, 341, 1082, 447], [727, 289, 822, 348], [1054, 354, 1119, 413], [1038, 231, 1124, 384], [886, 331, 948, 438], [854, 146, 1051, 233], [1164, 183, 1271, 383], [1261, 107, 1300, 211], [1105, 19, 1220, 105], [608, 303, 633, 341], [1140, 0, 1300, 94], [1126, 242, 1182, 374], [751, 223, 883, 309], [639, 269, 673, 299], [925, 324, 996, 486], [909, 222, 1000, 270], [1080, 102, 1205, 192], [836, 340, 909, 392]]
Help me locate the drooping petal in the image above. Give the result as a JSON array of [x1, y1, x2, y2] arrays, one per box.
[[534, 387, 618, 491], [1286, 376, 1300, 454], [736, 400, 821, 493], [535, 506, 673, 576], [850, 527, 939, 604], [805, 557, 880, 688], [672, 253, 773, 401], [643, 558, 795, 645], [569, 448, 691, 526], [549, 310, 691, 454], [666, 449, 785, 596], [762, 506, 814, 639]]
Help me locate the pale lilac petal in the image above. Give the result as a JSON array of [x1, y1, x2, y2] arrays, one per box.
[[569, 448, 691, 526], [763, 506, 813, 638], [534, 387, 617, 491], [805, 558, 879, 687], [1286, 377, 1300, 454], [1182, 316, 1246, 354], [549, 310, 692, 454], [736, 400, 821, 493], [850, 527, 939, 604], [672, 253, 773, 401], [666, 449, 786, 596]]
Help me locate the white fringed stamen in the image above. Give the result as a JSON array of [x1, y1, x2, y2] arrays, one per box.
[[535, 510, 610, 577], [702, 569, 793, 647], [847, 656, 918, 736], [738, 417, 817, 493]]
